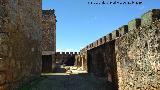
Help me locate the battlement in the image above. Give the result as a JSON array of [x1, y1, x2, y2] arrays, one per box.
[[42, 9, 57, 22], [128, 18, 141, 31], [141, 9, 160, 26], [42, 9, 56, 52], [56, 52, 80, 56], [42, 9, 55, 15], [80, 9, 160, 51], [118, 25, 128, 37], [111, 30, 119, 39]]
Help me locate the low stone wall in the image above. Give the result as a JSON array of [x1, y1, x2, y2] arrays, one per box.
[[0, 0, 42, 89]]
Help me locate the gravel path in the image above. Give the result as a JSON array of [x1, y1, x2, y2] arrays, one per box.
[[31, 73, 114, 90]]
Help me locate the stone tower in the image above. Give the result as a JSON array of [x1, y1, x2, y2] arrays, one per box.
[[42, 9, 56, 53], [41, 9, 57, 73]]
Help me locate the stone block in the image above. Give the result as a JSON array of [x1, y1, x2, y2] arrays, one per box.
[[118, 25, 128, 37], [62, 52, 65, 54], [98, 38, 102, 46], [93, 41, 97, 48], [106, 33, 112, 42], [70, 52, 73, 55], [96, 40, 99, 46], [66, 52, 69, 55], [100, 38, 103, 45], [42, 9, 55, 16], [85, 47, 88, 51], [74, 52, 77, 54], [86, 44, 90, 50], [128, 18, 141, 31], [102, 36, 106, 44], [141, 9, 160, 26], [86, 45, 89, 50], [56, 52, 60, 54], [112, 30, 119, 39], [82, 48, 85, 52], [89, 44, 92, 49], [91, 43, 94, 48]]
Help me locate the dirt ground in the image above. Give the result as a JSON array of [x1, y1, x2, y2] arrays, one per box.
[[30, 73, 115, 90]]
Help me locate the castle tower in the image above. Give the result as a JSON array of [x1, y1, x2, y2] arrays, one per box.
[[42, 9, 56, 53], [41, 9, 57, 73]]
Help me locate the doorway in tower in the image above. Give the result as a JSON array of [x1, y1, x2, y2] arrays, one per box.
[[42, 55, 52, 73]]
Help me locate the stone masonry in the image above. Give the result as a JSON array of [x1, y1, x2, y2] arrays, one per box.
[[42, 10, 56, 55], [115, 9, 160, 90], [0, 0, 42, 90], [76, 9, 160, 90], [1, 0, 160, 90], [41, 10, 57, 73], [56, 52, 79, 66]]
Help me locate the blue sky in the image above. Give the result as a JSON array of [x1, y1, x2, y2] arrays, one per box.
[[42, 0, 160, 52]]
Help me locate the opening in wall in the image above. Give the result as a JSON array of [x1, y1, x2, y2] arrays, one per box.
[[42, 55, 52, 73]]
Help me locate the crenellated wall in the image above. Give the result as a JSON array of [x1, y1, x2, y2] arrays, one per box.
[[56, 52, 79, 66], [76, 9, 160, 90], [0, 0, 42, 90], [115, 9, 160, 90]]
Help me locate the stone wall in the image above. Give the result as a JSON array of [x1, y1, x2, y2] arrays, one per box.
[[74, 49, 88, 71], [87, 40, 118, 87], [76, 9, 160, 90], [0, 0, 42, 89], [115, 9, 160, 90], [56, 52, 79, 66]]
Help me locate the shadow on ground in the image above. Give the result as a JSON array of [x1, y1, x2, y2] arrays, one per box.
[[26, 73, 116, 90]]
